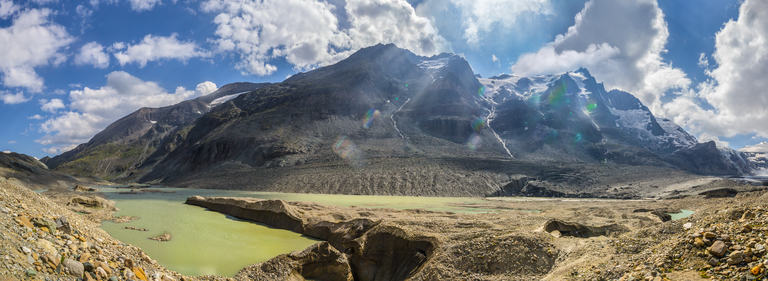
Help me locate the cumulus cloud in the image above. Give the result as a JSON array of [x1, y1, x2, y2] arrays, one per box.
[[128, 0, 162, 11], [0, 0, 19, 19], [75, 42, 110, 69], [0, 8, 75, 92], [661, 0, 768, 140], [40, 98, 65, 113], [1, 91, 30, 104], [28, 114, 45, 120], [510, 0, 690, 113], [36, 71, 216, 154], [202, 0, 450, 76], [113, 33, 210, 67], [195, 81, 217, 96], [76, 4, 93, 17]]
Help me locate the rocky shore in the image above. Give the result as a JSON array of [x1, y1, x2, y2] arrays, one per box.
[[2, 175, 768, 280], [0, 179, 232, 281]]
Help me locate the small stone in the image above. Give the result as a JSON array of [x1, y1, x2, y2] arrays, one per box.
[[694, 238, 705, 247], [79, 251, 91, 263], [722, 234, 731, 242], [709, 241, 727, 258], [36, 239, 58, 256], [703, 232, 717, 239], [752, 265, 763, 275], [124, 257, 134, 268], [683, 222, 692, 229], [95, 266, 107, 278], [63, 258, 84, 278], [83, 261, 94, 272], [708, 257, 719, 266], [110, 277, 118, 281], [133, 267, 149, 281], [25, 269, 37, 277], [0, 207, 10, 213], [21, 246, 31, 254]]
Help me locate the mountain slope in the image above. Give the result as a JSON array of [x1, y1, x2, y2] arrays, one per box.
[[48, 44, 760, 197], [42, 82, 270, 182]]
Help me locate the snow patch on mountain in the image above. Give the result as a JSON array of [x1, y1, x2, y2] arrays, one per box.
[[718, 146, 752, 175], [739, 142, 768, 170], [657, 118, 698, 148], [210, 91, 249, 107]]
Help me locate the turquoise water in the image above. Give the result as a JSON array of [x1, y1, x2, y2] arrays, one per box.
[[97, 187, 496, 277], [668, 209, 695, 220]]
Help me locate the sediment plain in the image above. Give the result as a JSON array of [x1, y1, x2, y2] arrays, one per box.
[[1, 173, 768, 280]]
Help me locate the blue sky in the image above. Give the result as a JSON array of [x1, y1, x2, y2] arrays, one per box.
[[0, 0, 765, 158]]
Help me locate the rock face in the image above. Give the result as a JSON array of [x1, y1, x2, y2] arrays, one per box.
[[185, 196, 436, 281]]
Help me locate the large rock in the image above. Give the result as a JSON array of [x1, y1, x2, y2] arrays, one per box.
[[74, 185, 98, 192], [709, 241, 727, 257], [63, 258, 84, 278], [32, 217, 57, 233], [55, 216, 72, 234]]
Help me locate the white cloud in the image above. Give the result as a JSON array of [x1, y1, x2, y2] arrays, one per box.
[[2, 150, 9, 154], [75, 42, 110, 69], [128, 0, 161, 11], [39, 98, 65, 113], [492, 54, 499, 62], [1, 91, 30, 104], [195, 81, 217, 96], [0, 8, 75, 92], [52, 89, 66, 95], [510, 0, 690, 114], [7, 140, 16, 144], [113, 33, 210, 67], [0, 0, 19, 19], [419, 0, 552, 47], [697, 52, 708, 68], [36, 71, 216, 152], [202, 0, 450, 76], [76, 4, 93, 17], [28, 114, 45, 120], [661, 0, 768, 140]]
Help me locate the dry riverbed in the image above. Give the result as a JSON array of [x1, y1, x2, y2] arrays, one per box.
[[1, 176, 767, 280]]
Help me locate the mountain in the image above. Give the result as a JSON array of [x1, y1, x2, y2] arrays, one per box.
[[1, 151, 97, 189], [45, 44, 760, 197], [739, 142, 768, 173], [42, 82, 271, 182]]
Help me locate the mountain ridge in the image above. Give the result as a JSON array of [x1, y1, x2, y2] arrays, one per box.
[[43, 43, 764, 197]]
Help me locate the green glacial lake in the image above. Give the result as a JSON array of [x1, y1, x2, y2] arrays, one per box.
[[668, 209, 695, 220], [97, 187, 492, 277]]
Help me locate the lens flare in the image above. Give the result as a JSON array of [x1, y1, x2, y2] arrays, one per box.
[[586, 102, 597, 112], [362, 109, 381, 129], [471, 118, 486, 132], [467, 133, 482, 150], [333, 135, 361, 165], [478, 86, 486, 97], [574, 133, 583, 142]]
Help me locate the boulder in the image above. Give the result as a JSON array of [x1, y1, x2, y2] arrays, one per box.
[[709, 241, 727, 258], [63, 258, 84, 278], [55, 216, 72, 234], [32, 217, 57, 234]]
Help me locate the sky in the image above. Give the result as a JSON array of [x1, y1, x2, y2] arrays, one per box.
[[0, 0, 765, 159]]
